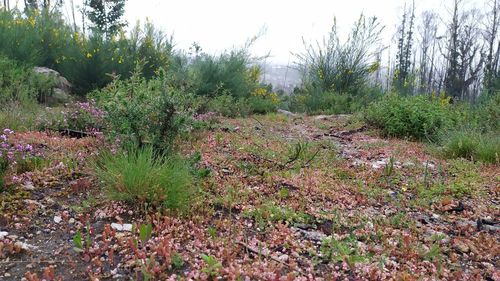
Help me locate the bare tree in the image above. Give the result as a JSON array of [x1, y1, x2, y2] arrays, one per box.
[[483, 0, 500, 94], [393, 1, 415, 94], [417, 11, 439, 93], [443, 0, 484, 102]]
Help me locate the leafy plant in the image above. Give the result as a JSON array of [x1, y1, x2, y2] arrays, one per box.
[[91, 66, 185, 152], [244, 201, 311, 229], [383, 156, 395, 187], [201, 254, 222, 277], [171, 252, 185, 269], [365, 94, 452, 140], [320, 234, 367, 266], [139, 223, 153, 243], [72, 231, 84, 253]]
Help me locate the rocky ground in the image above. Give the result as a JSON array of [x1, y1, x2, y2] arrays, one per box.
[[0, 114, 498, 280]]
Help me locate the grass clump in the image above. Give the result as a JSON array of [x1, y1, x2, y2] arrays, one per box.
[[442, 130, 499, 163], [93, 146, 194, 210]]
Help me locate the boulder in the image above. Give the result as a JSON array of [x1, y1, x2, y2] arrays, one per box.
[[33, 67, 73, 105]]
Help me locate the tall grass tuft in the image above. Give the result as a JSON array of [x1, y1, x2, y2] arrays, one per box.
[[442, 130, 499, 164], [93, 146, 194, 210]]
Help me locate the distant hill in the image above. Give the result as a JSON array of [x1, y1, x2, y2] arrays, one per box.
[[260, 64, 302, 94]]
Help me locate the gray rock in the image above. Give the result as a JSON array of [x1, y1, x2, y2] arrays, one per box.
[[111, 223, 133, 232], [53, 216, 62, 224], [277, 109, 297, 117], [33, 67, 73, 105]]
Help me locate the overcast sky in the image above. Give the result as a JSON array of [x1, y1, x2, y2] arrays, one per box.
[[59, 0, 483, 64]]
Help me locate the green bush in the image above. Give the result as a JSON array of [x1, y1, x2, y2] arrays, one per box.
[[475, 93, 500, 133], [205, 93, 278, 117], [364, 94, 451, 140], [247, 95, 278, 115], [90, 67, 186, 151], [206, 94, 242, 118], [296, 14, 383, 96], [93, 146, 194, 210], [189, 50, 257, 99], [0, 9, 173, 95], [0, 56, 55, 105], [442, 130, 499, 163]]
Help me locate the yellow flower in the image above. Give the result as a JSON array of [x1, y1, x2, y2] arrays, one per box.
[[86, 53, 93, 59]]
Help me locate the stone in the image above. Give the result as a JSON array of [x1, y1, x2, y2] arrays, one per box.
[[372, 160, 387, 169], [454, 240, 470, 253], [278, 109, 298, 117], [7, 235, 18, 240], [22, 182, 36, 191], [68, 218, 76, 224], [14, 241, 37, 250], [111, 223, 133, 232], [33, 67, 73, 105], [53, 216, 62, 224]]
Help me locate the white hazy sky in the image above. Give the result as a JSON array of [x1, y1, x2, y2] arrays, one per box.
[[59, 0, 483, 64]]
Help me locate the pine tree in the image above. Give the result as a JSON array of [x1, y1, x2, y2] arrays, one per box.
[[85, 0, 127, 37]]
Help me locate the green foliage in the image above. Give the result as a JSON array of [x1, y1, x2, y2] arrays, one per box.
[[73, 231, 84, 252], [201, 254, 222, 277], [288, 86, 383, 115], [190, 50, 256, 98], [320, 234, 367, 266], [0, 56, 55, 105], [296, 14, 383, 95], [91, 67, 185, 151], [139, 223, 153, 243], [93, 146, 194, 210], [206, 94, 242, 118], [244, 201, 311, 229], [171, 253, 185, 269], [442, 129, 499, 163], [246, 95, 278, 115], [417, 159, 480, 202], [475, 93, 500, 133], [85, 0, 127, 37], [0, 156, 7, 190], [364, 94, 451, 140], [0, 9, 172, 95]]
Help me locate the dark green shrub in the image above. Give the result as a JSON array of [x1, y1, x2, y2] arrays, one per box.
[[247, 95, 277, 115], [90, 67, 186, 152], [475, 93, 500, 133], [0, 9, 173, 95], [207, 94, 241, 118], [93, 146, 194, 210], [289, 85, 383, 115], [0, 56, 55, 105], [190, 50, 256, 99], [364, 94, 451, 140]]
